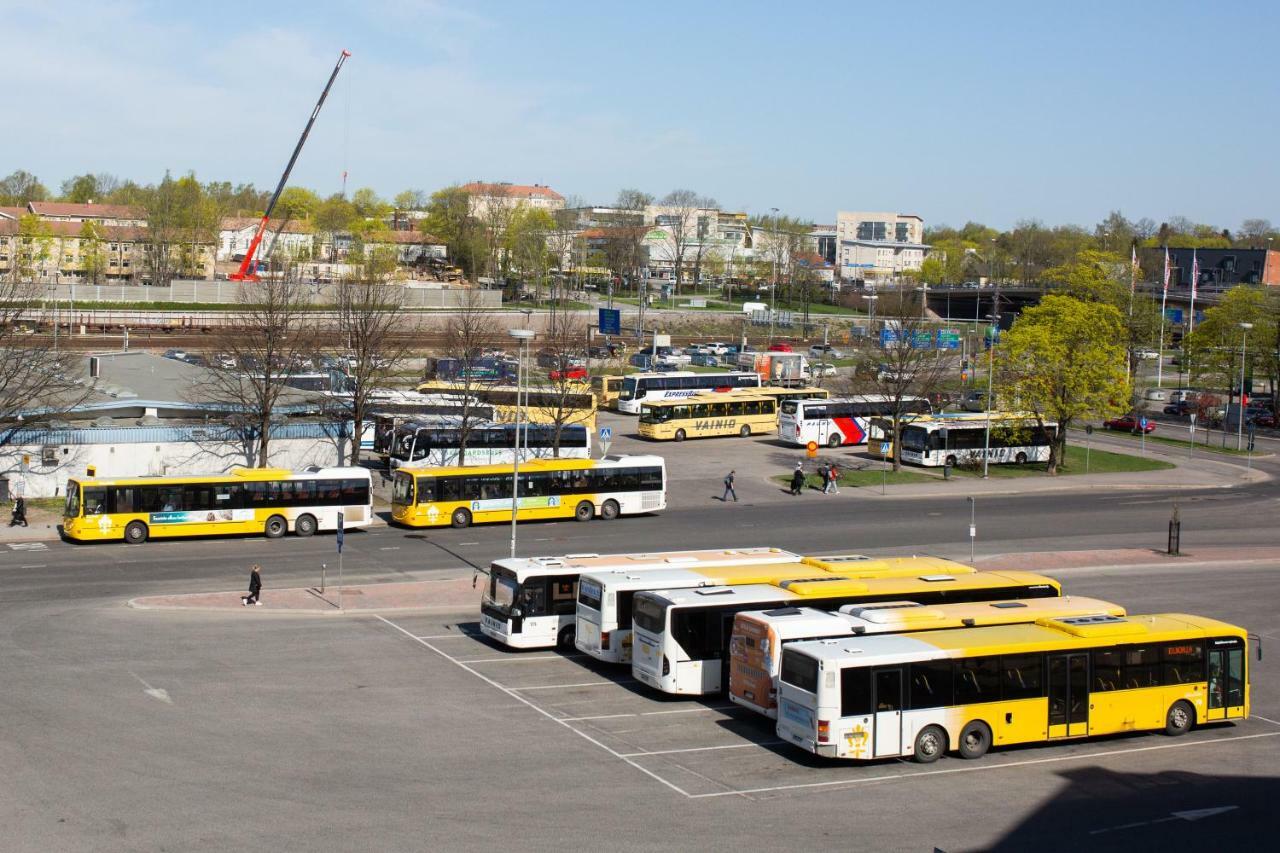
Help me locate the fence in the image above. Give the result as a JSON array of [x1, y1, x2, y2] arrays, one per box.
[[30, 280, 502, 309]]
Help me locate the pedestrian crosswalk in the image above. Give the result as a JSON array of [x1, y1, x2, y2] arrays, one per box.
[[6, 542, 49, 552]]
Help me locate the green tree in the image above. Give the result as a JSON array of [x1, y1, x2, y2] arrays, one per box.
[[350, 187, 391, 221], [394, 189, 429, 211], [423, 185, 479, 278], [315, 194, 358, 262], [275, 186, 321, 221], [15, 214, 54, 281], [78, 220, 108, 284], [0, 170, 50, 206], [1182, 286, 1269, 399], [997, 295, 1129, 473], [504, 205, 556, 301], [60, 173, 119, 204]]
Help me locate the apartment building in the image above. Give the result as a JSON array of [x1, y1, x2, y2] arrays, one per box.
[[217, 217, 315, 263], [461, 181, 565, 221], [27, 201, 147, 227], [835, 211, 927, 285]]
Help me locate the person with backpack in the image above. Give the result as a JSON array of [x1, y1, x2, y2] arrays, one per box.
[[819, 464, 831, 494], [826, 463, 840, 494]]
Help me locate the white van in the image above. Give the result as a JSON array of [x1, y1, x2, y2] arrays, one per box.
[[742, 301, 768, 315]]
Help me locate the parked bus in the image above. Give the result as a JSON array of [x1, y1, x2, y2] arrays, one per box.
[[729, 595, 1125, 719], [616, 371, 761, 414], [893, 415, 1058, 467], [479, 547, 802, 650], [779, 395, 932, 448], [392, 455, 664, 531], [631, 571, 1061, 695], [63, 466, 373, 544], [776, 612, 1250, 762], [387, 421, 590, 469], [415, 380, 598, 430], [578, 555, 974, 665], [371, 394, 495, 458], [638, 391, 778, 441], [590, 375, 626, 410]]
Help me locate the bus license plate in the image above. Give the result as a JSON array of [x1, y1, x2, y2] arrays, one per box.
[[482, 614, 506, 634]]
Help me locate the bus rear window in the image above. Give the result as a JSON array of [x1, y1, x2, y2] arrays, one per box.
[[780, 649, 819, 693], [578, 578, 603, 611], [632, 596, 666, 635], [780, 401, 798, 416]]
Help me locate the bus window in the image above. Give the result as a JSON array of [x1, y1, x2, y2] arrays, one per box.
[[840, 667, 871, 715], [909, 659, 952, 709], [84, 488, 107, 515]]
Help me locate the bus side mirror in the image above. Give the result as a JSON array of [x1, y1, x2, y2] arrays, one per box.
[[511, 607, 523, 619]]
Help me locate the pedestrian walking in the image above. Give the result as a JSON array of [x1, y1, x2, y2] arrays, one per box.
[[819, 464, 831, 494], [828, 463, 840, 495], [722, 469, 738, 502], [9, 496, 27, 527], [790, 463, 806, 496], [241, 564, 262, 607]]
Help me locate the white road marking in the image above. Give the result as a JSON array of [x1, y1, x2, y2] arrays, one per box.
[[621, 741, 783, 758], [375, 615, 692, 797], [688, 730, 1280, 799], [6, 542, 48, 552], [458, 542, 479, 546], [1251, 714, 1280, 727], [559, 705, 737, 723], [511, 679, 636, 691], [20, 564, 47, 569], [414, 632, 482, 640], [1090, 805, 1238, 835], [129, 671, 172, 705], [379, 546, 401, 551], [460, 654, 590, 664]]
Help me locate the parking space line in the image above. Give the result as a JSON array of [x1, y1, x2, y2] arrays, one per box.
[[511, 679, 637, 691], [687, 730, 1280, 799], [620, 741, 784, 758], [559, 705, 737, 723], [459, 654, 590, 664], [414, 632, 482, 640], [375, 615, 694, 798], [1251, 715, 1280, 727]]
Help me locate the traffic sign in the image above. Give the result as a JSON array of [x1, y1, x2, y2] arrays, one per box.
[[880, 442, 891, 455], [336, 511, 345, 554], [599, 426, 613, 441], [806, 441, 818, 458], [598, 308, 621, 336], [1140, 417, 1149, 430]]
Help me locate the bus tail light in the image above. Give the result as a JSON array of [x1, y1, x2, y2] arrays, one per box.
[[600, 631, 611, 650], [662, 655, 670, 676], [817, 720, 830, 743]]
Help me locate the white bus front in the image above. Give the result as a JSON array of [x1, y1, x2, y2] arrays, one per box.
[[480, 565, 578, 650]]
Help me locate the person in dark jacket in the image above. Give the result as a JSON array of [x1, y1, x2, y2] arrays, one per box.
[[10, 496, 27, 527], [790, 464, 806, 496], [722, 470, 737, 502], [241, 565, 262, 606]]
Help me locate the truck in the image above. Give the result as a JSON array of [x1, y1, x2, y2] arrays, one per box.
[[736, 351, 809, 385]]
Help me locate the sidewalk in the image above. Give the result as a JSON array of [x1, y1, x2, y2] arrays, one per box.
[[976, 545, 1279, 573], [130, 573, 479, 614]]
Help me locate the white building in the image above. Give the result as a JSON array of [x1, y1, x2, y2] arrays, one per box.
[[218, 217, 315, 263], [835, 211, 927, 285], [461, 181, 565, 221]]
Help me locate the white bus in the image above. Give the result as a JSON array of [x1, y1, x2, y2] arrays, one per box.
[[630, 571, 1061, 696], [388, 421, 591, 469], [896, 416, 1058, 467], [480, 547, 799, 650], [616, 371, 761, 414], [577, 554, 973, 665], [779, 395, 932, 448], [728, 596, 1125, 719]]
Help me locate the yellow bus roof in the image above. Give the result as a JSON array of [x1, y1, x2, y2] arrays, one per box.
[[398, 456, 663, 478], [839, 595, 1125, 631], [802, 555, 975, 577], [774, 570, 1060, 599], [71, 467, 313, 487]]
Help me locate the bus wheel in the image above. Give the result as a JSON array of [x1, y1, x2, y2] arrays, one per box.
[[739, 424, 751, 437], [674, 429, 686, 442], [264, 515, 287, 539], [958, 721, 991, 759], [450, 508, 472, 529], [1165, 700, 1195, 736], [574, 501, 594, 522], [1015, 452, 1028, 464], [828, 434, 843, 448], [913, 725, 947, 763], [945, 455, 958, 468], [601, 499, 620, 520], [557, 625, 576, 651], [295, 514, 317, 537], [124, 521, 149, 544]]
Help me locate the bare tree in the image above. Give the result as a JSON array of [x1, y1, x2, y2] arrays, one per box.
[[434, 286, 501, 465], [473, 183, 516, 293], [200, 268, 317, 466], [329, 271, 414, 465], [527, 310, 594, 457], [610, 189, 653, 337], [842, 292, 949, 471], [658, 189, 702, 297]]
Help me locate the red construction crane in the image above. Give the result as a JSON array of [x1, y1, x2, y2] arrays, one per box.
[[230, 49, 351, 281]]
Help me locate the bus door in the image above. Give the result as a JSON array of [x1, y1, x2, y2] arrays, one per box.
[[1048, 653, 1089, 737], [1206, 639, 1245, 720], [872, 667, 904, 757]]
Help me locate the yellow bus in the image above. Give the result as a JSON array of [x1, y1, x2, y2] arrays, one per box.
[[638, 390, 780, 441], [63, 466, 373, 544], [415, 380, 597, 430], [391, 454, 665, 528], [590, 375, 626, 410], [777, 612, 1250, 762]]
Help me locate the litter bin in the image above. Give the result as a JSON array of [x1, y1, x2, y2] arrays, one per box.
[[943, 463, 952, 480], [0, 478, 8, 503]]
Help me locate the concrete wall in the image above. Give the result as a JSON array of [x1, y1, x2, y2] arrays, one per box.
[[35, 280, 502, 308]]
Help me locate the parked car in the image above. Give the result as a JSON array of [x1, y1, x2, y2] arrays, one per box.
[[961, 390, 987, 412], [768, 343, 793, 353], [163, 349, 188, 361], [1163, 401, 1195, 416], [1134, 347, 1160, 360], [548, 366, 588, 381], [807, 362, 837, 378], [807, 344, 845, 359], [690, 353, 720, 367], [1104, 415, 1156, 434], [704, 342, 730, 355], [1251, 412, 1277, 428]]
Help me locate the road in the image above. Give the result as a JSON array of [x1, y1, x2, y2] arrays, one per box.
[[0, 450, 1276, 851]]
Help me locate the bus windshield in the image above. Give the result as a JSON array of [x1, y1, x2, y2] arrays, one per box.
[[900, 426, 929, 452], [620, 377, 638, 400], [489, 568, 521, 612], [639, 405, 679, 424], [633, 596, 666, 634], [65, 483, 81, 518], [392, 472, 415, 504]]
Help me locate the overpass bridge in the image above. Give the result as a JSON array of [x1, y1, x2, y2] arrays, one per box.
[[925, 283, 1229, 324]]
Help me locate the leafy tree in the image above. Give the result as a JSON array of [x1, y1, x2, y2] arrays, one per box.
[[315, 194, 358, 261], [59, 173, 119, 204], [350, 187, 391, 220], [78, 220, 108, 284], [997, 295, 1128, 473], [0, 170, 49, 206], [275, 186, 321, 221], [1182, 286, 1269, 399], [504, 205, 556, 301], [394, 189, 429, 211], [14, 214, 54, 281]]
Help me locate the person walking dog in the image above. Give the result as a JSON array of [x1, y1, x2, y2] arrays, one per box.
[[241, 564, 263, 607], [722, 469, 738, 502]]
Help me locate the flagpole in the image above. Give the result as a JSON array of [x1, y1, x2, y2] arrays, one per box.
[[1188, 249, 1199, 335], [1157, 246, 1169, 388]]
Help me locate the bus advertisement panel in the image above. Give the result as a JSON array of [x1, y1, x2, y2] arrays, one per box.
[[638, 392, 777, 441], [896, 416, 1058, 467]]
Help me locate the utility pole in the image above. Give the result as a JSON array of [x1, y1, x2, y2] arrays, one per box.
[[769, 207, 779, 342]]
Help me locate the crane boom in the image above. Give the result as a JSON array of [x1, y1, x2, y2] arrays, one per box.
[[230, 49, 350, 281]]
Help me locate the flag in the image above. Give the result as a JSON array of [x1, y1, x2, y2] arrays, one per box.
[[1162, 247, 1170, 294], [1130, 244, 1138, 294], [1191, 250, 1199, 300]]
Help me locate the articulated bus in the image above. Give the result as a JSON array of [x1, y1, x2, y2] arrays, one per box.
[[479, 547, 802, 650], [415, 380, 598, 430], [617, 371, 761, 414], [63, 466, 373, 544], [892, 415, 1059, 467], [779, 395, 932, 448], [577, 555, 974, 665], [387, 421, 590, 469], [391, 455, 665, 530], [631, 571, 1061, 696], [729, 596, 1125, 719], [776, 613, 1250, 763]]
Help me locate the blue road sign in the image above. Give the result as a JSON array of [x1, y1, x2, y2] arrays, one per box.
[[599, 426, 613, 441], [598, 307, 621, 336], [336, 511, 344, 554], [1140, 417, 1148, 430], [880, 442, 891, 455]]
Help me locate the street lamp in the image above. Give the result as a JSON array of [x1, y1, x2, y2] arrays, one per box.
[[508, 327, 536, 558], [982, 312, 999, 479], [864, 293, 878, 336], [1237, 322, 1253, 451], [769, 207, 779, 342]]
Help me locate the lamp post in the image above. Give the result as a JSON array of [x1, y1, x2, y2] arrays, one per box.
[[1237, 322, 1252, 451], [769, 207, 779, 342], [982, 312, 998, 479], [864, 293, 878, 342], [508, 327, 536, 558]]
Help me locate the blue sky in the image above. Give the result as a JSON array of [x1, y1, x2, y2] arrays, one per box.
[[4, 0, 1277, 230]]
